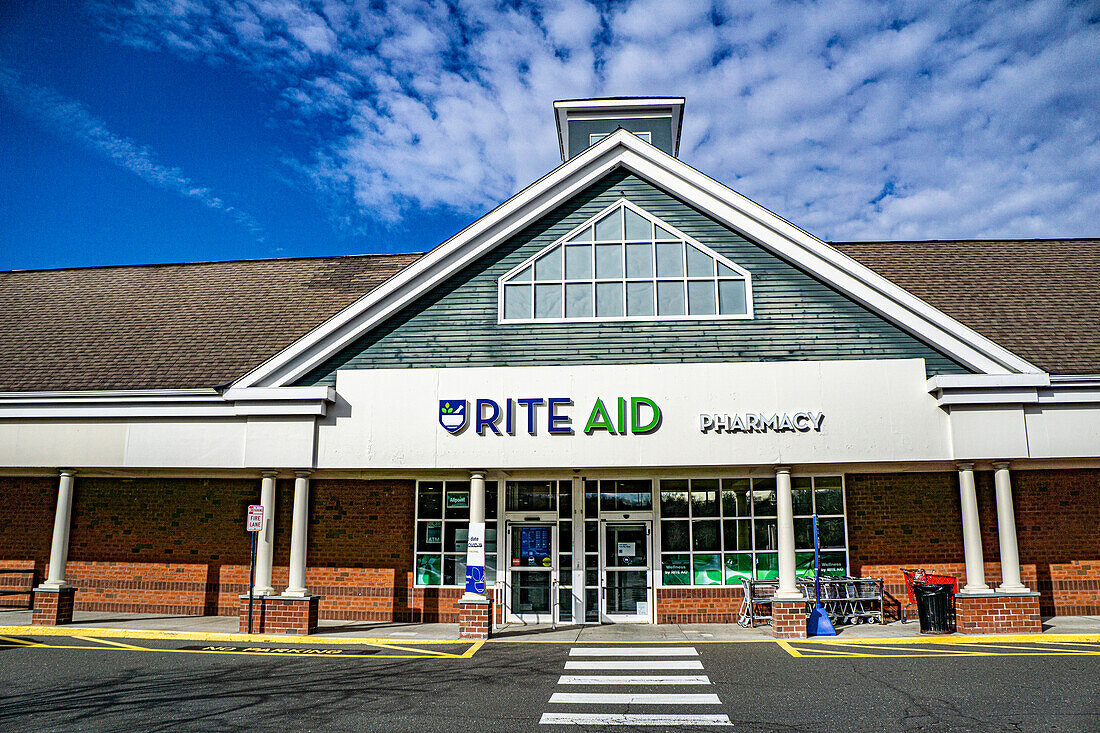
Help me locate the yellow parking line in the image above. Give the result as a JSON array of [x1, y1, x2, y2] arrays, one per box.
[[71, 635, 147, 650], [365, 641, 456, 657], [774, 640, 803, 657], [809, 641, 979, 655], [0, 636, 483, 660], [460, 640, 485, 658], [0, 634, 41, 647]]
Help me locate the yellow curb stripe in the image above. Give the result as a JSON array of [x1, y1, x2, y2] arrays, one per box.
[[795, 633, 1100, 646], [487, 638, 775, 644], [0, 625, 464, 646]]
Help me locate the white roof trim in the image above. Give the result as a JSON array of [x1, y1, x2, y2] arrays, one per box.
[[0, 386, 335, 418], [233, 129, 1041, 389]]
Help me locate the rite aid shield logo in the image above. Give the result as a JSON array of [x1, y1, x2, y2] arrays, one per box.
[[438, 400, 468, 433]]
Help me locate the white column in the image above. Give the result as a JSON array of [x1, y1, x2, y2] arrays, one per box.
[[993, 462, 1028, 592], [253, 471, 278, 596], [773, 467, 803, 600], [283, 471, 311, 597], [43, 469, 76, 588], [461, 471, 488, 601], [958, 463, 990, 593]]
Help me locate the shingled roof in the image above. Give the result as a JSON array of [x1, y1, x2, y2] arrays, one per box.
[[833, 239, 1100, 376], [0, 238, 1096, 392], [0, 253, 420, 391]]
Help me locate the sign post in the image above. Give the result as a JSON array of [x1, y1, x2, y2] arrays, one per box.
[[246, 505, 264, 633]]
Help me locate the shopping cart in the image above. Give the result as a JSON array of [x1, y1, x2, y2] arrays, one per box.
[[901, 568, 958, 623]]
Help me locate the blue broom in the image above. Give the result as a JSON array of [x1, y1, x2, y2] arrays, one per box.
[[807, 514, 837, 636]]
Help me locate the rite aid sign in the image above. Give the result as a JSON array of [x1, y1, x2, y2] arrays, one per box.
[[318, 361, 949, 469], [438, 396, 662, 436]]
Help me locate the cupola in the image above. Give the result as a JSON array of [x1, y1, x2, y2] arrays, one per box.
[[553, 97, 685, 161]]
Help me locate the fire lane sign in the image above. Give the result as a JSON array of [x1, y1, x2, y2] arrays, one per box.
[[247, 505, 264, 532]]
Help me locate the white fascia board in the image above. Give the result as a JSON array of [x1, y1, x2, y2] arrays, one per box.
[[928, 372, 1100, 406], [611, 141, 1041, 375], [232, 128, 1040, 389], [233, 137, 633, 389], [0, 386, 334, 418], [927, 374, 1050, 391]]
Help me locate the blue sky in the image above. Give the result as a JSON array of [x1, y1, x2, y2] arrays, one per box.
[[1, 0, 1098, 271]]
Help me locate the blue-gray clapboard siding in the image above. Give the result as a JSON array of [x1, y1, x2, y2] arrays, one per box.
[[298, 169, 969, 385]]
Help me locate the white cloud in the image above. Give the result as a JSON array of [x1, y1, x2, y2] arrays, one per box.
[[0, 64, 265, 241], [89, 0, 1100, 240]]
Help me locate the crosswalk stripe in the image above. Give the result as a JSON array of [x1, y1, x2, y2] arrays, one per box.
[[557, 674, 711, 685], [540, 712, 732, 726], [549, 692, 722, 705], [568, 647, 698, 657], [564, 659, 704, 670]]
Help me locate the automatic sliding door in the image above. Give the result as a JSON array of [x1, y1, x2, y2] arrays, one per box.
[[600, 521, 653, 623]]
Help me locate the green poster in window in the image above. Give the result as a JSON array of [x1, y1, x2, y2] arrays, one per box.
[[693, 554, 722, 585], [446, 491, 469, 509], [723, 553, 752, 584], [755, 553, 778, 580], [795, 551, 815, 578], [416, 555, 441, 585], [662, 555, 689, 585], [820, 552, 847, 576]]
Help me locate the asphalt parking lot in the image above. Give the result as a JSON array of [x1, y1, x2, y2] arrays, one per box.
[[0, 633, 1098, 731]]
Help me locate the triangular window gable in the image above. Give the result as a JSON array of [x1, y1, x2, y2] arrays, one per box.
[[499, 199, 753, 322]]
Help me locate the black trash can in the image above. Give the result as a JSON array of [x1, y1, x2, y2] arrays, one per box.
[[914, 583, 956, 634]]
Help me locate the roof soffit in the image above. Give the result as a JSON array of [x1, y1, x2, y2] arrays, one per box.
[[233, 130, 1042, 388]]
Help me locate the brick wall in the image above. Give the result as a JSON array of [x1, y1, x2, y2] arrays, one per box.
[[2, 469, 1094, 623], [0, 475, 462, 622], [1050, 560, 1100, 616], [956, 594, 1042, 634], [656, 587, 744, 623], [0, 559, 37, 609], [847, 469, 1100, 616]]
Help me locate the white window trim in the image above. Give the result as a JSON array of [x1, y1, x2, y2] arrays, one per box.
[[590, 131, 651, 145], [497, 198, 754, 324], [654, 475, 849, 588]]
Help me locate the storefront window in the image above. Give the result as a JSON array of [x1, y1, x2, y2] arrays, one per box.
[[600, 479, 653, 511], [506, 480, 555, 512], [415, 480, 498, 587], [659, 476, 848, 585]]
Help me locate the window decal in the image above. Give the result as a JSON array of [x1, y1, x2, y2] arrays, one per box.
[[499, 199, 753, 323]]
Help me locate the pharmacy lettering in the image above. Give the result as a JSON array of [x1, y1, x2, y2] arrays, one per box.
[[438, 396, 662, 436], [699, 412, 825, 434]]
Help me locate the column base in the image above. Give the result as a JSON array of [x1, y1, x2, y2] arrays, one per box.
[[238, 594, 321, 635], [458, 597, 493, 640], [771, 599, 809, 640], [33, 586, 76, 626], [955, 591, 1041, 634]]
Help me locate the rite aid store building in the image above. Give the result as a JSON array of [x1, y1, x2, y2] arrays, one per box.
[[2, 98, 1098, 638]]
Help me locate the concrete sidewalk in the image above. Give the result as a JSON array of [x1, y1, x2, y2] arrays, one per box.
[[1, 608, 1097, 643]]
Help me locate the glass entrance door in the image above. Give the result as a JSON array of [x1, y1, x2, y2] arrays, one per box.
[[505, 522, 556, 623], [600, 521, 653, 623]]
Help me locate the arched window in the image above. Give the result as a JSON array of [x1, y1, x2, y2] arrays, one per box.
[[499, 200, 753, 322]]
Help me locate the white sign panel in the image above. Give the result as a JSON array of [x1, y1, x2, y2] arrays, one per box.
[[464, 521, 486, 594], [316, 359, 951, 469], [246, 504, 264, 532]]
